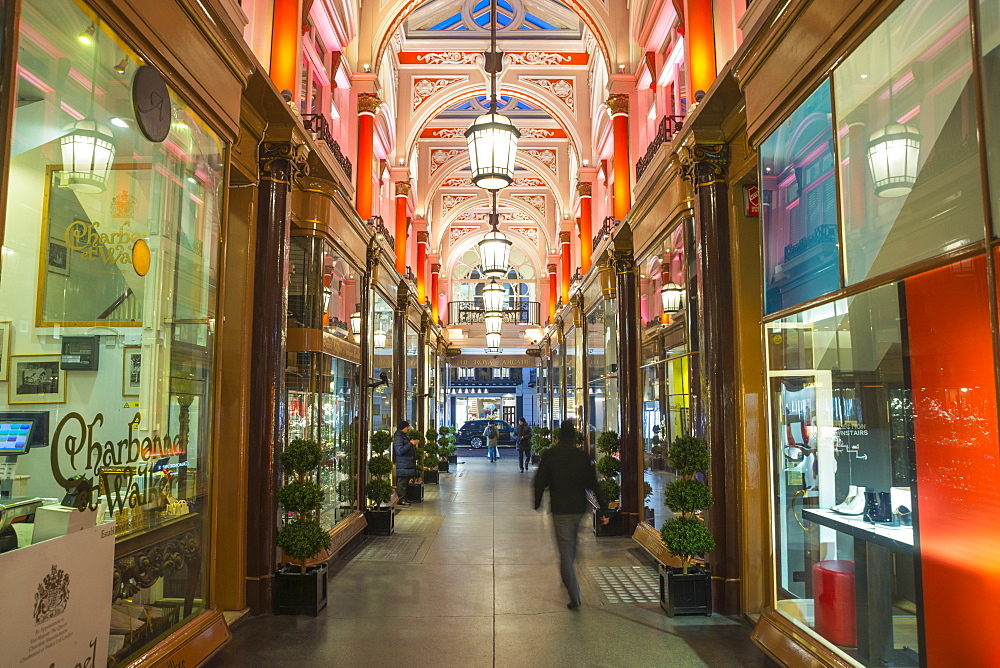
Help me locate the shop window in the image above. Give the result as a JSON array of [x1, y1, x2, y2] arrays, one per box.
[[980, 0, 1000, 233], [370, 292, 394, 432], [760, 81, 840, 314], [288, 236, 359, 335], [404, 325, 419, 423], [0, 0, 224, 664], [833, 0, 984, 283]]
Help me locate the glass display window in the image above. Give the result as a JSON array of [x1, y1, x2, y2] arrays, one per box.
[[0, 0, 224, 664], [288, 235, 360, 336], [760, 81, 840, 315], [639, 225, 686, 326], [834, 0, 984, 283], [370, 291, 394, 432], [978, 0, 1000, 234], [404, 325, 419, 425]]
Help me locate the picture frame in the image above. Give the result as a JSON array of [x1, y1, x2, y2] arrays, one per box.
[[47, 238, 70, 276], [8, 354, 66, 404], [122, 346, 142, 396], [0, 321, 10, 381]]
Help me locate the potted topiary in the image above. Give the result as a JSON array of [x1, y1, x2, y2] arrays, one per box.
[[659, 434, 715, 616], [436, 429, 452, 472], [274, 438, 332, 615], [406, 429, 425, 502], [530, 425, 551, 464], [594, 430, 623, 536], [422, 432, 440, 484], [440, 427, 459, 466], [364, 429, 395, 535]]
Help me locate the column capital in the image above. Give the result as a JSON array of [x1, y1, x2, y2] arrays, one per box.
[[680, 143, 730, 188], [576, 182, 592, 197], [431, 263, 441, 273], [605, 93, 630, 117], [260, 140, 310, 180], [547, 263, 558, 274], [358, 92, 383, 116], [395, 181, 412, 197], [559, 231, 571, 244], [417, 230, 429, 243]]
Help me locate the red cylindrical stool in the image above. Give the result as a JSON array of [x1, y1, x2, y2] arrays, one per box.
[[813, 560, 857, 647]]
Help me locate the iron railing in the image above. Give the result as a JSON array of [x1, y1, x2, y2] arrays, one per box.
[[448, 301, 541, 325], [369, 215, 395, 247], [592, 216, 620, 251], [783, 224, 837, 262], [302, 113, 353, 179], [635, 115, 684, 181]]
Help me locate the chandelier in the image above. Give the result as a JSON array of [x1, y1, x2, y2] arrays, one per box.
[[482, 278, 506, 312], [464, 0, 519, 190], [484, 310, 503, 335], [477, 190, 512, 279], [867, 123, 920, 198]]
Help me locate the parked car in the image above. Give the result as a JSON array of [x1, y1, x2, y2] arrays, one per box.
[[454, 419, 514, 447]]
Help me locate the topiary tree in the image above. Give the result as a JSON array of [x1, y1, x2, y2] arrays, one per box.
[[425, 426, 438, 443], [423, 435, 441, 469], [531, 426, 551, 456], [365, 429, 394, 507], [276, 438, 332, 574], [596, 431, 622, 505], [437, 427, 456, 457], [660, 435, 714, 574]]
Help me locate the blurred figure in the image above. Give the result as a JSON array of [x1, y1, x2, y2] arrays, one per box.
[[394, 420, 416, 506], [484, 420, 500, 462], [533, 419, 609, 609], [515, 417, 532, 471]]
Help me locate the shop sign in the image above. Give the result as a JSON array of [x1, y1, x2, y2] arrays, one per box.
[[1, 522, 114, 666], [64, 219, 143, 267], [449, 355, 540, 368], [743, 184, 760, 217]]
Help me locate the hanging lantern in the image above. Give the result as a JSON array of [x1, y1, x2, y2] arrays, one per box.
[[867, 123, 921, 198], [478, 228, 512, 279], [465, 112, 520, 190], [373, 330, 387, 349], [486, 331, 501, 350], [61, 119, 117, 193], [484, 310, 503, 335], [350, 307, 362, 343], [482, 279, 506, 312], [661, 281, 683, 314]]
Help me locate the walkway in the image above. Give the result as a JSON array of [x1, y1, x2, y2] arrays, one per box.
[[210, 454, 774, 668]]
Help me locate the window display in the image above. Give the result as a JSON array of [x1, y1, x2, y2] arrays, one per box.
[[405, 325, 419, 422], [0, 0, 224, 664], [370, 292, 394, 432]]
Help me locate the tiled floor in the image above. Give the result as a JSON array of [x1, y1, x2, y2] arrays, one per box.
[[209, 457, 776, 668]]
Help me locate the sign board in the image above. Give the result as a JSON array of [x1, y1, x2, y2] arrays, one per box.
[[1, 521, 115, 667], [448, 355, 540, 368], [743, 184, 760, 217]]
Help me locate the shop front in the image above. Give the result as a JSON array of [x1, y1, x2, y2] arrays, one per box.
[[746, 0, 1000, 664], [0, 0, 249, 663]]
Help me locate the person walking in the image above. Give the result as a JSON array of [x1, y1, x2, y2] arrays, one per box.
[[394, 420, 417, 506], [533, 419, 609, 610], [515, 417, 532, 471], [484, 420, 500, 462]]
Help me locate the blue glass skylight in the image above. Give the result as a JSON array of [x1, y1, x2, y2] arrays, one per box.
[[429, 13, 463, 30]]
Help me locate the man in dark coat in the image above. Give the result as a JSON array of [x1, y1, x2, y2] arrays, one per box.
[[533, 419, 609, 610], [394, 420, 417, 506], [515, 417, 533, 471]]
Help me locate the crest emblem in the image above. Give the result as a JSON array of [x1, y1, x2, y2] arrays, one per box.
[[34, 565, 70, 624]]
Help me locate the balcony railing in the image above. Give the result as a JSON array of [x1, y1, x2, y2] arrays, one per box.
[[448, 301, 541, 325], [302, 113, 353, 179], [369, 215, 395, 248], [635, 115, 684, 181], [592, 216, 620, 251]]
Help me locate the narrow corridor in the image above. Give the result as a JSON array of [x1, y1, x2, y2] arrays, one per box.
[[210, 456, 774, 667]]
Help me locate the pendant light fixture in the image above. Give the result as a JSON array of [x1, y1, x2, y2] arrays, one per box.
[[484, 309, 503, 335], [482, 278, 506, 312], [464, 0, 520, 190], [866, 34, 920, 198], [62, 24, 117, 194], [373, 329, 387, 349], [486, 331, 502, 350], [350, 304, 362, 343], [660, 279, 683, 314], [477, 189, 513, 279]]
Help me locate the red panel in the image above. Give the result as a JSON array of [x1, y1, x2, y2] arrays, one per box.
[[905, 254, 1000, 667]]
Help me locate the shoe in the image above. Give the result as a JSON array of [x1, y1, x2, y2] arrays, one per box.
[[567, 601, 580, 610], [832, 491, 865, 516], [397, 500, 411, 506], [831, 485, 860, 512]]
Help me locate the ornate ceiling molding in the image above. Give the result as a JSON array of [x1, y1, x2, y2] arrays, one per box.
[[448, 226, 481, 246], [412, 77, 466, 111], [520, 149, 557, 174], [512, 176, 546, 187], [520, 77, 575, 113], [511, 194, 546, 216], [505, 52, 588, 66], [430, 148, 467, 174], [415, 52, 482, 65], [425, 127, 467, 139], [508, 225, 540, 246], [441, 177, 474, 188], [441, 193, 476, 214]]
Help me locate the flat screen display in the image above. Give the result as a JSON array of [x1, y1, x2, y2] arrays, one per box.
[[0, 421, 34, 455]]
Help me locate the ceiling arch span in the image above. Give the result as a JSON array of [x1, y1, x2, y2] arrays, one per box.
[[433, 192, 552, 252], [444, 229, 546, 290], [363, 0, 614, 83], [403, 82, 583, 174], [421, 153, 568, 217]]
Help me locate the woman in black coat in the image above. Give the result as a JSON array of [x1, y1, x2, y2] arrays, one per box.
[[515, 417, 533, 472]]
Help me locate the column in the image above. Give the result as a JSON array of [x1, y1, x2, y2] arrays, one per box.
[[269, 0, 302, 96], [681, 143, 738, 615], [548, 263, 558, 320], [356, 93, 381, 220], [416, 231, 428, 303], [578, 182, 593, 273], [246, 140, 309, 614], [606, 94, 631, 221], [393, 282, 409, 424], [560, 231, 571, 304], [430, 263, 441, 323], [394, 182, 410, 273], [611, 241, 641, 534], [683, 0, 717, 98]]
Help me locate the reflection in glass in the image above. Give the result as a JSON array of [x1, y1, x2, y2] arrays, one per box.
[[370, 292, 394, 432]]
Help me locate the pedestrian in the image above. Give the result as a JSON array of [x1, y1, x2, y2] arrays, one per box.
[[533, 419, 609, 610], [394, 420, 417, 506], [515, 417, 532, 471], [484, 420, 500, 461]]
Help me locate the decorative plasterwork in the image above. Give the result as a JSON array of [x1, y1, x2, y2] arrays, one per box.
[[512, 177, 546, 187], [442, 177, 474, 188], [505, 52, 569, 65], [512, 194, 545, 216], [426, 128, 467, 139], [454, 212, 535, 223], [520, 77, 575, 113], [441, 194, 475, 214], [448, 226, 480, 245], [521, 149, 557, 174], [508, 225, 540, 246], [430, 148, 466, 173], [412, 77, 465, 111], [518, 128, 556, 139], [416, 52, 482, 65]]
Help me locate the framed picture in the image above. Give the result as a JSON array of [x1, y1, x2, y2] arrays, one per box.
[[47, 238, 70, 276], [0, 321, 10, 381], [8, 354, 66, 404], [122, 346, 142, 396]]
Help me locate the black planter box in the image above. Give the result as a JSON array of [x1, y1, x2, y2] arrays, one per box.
[[274, 563, 328, 616], [594, 507, 623, 536], [447, 454, 458, 464], [531, 453, 540, 464], [659, 565, 712, 616], [364, 508, 394, 536], [438, 459, 450, 473], [406, 483, 424, 502], [423, 469, 440, 484]]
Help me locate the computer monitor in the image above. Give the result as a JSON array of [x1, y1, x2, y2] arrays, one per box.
[[0, 412, 49, 454]]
